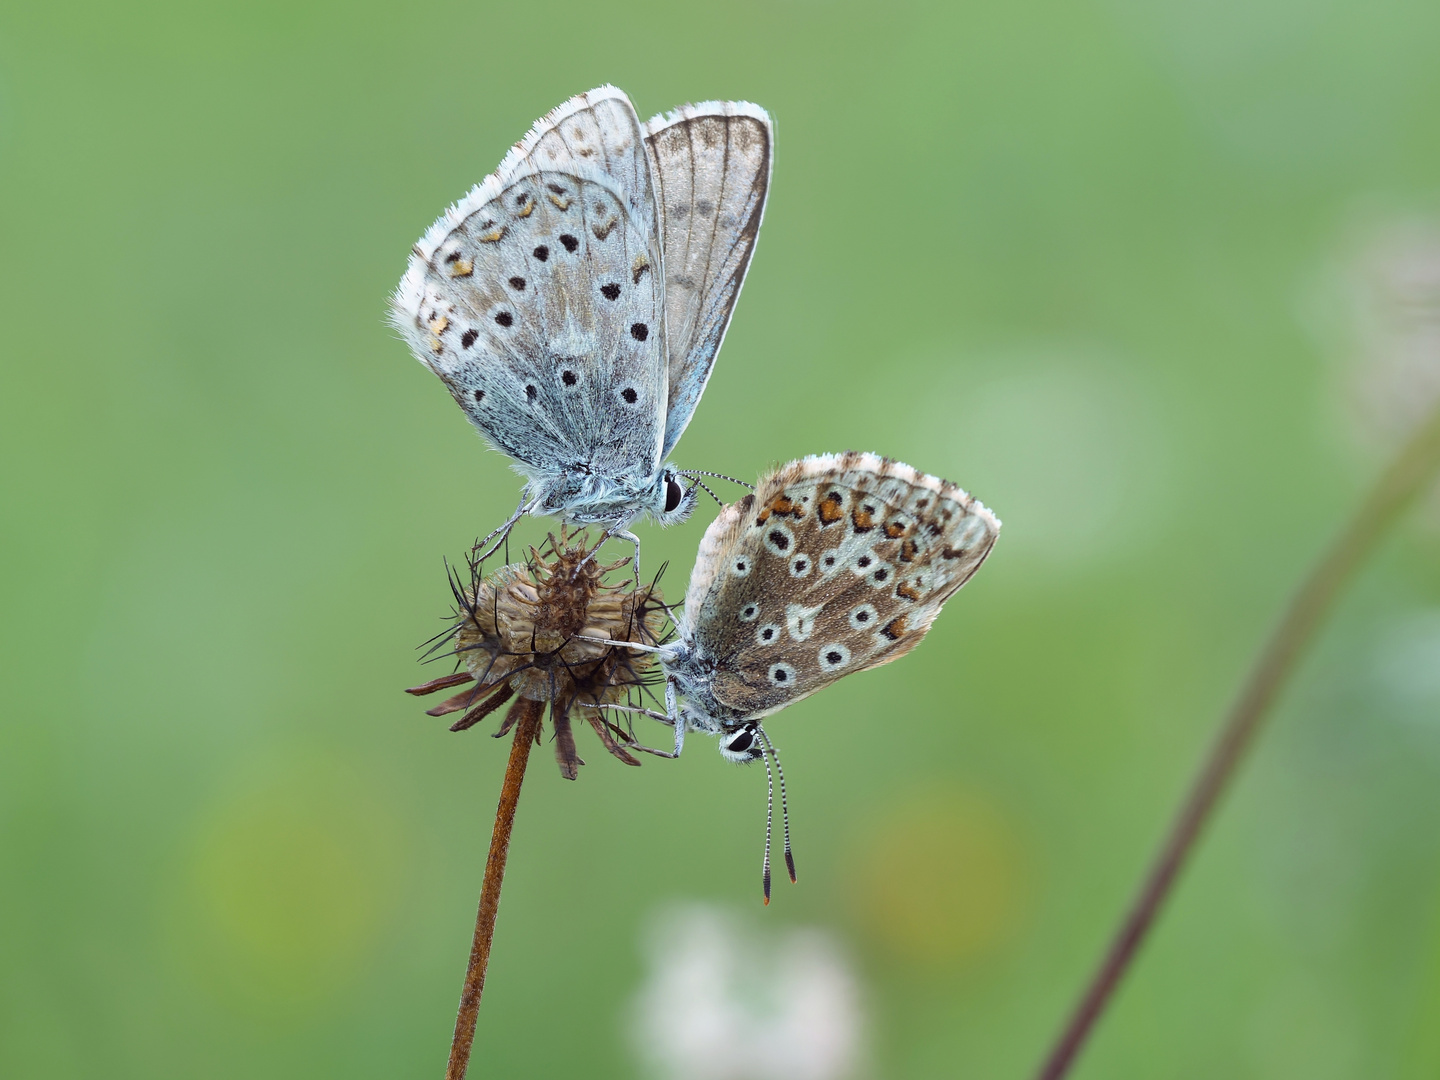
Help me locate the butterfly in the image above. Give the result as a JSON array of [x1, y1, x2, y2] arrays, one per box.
[[599, 452, 1001, 899], [391, 86, 772, 572]]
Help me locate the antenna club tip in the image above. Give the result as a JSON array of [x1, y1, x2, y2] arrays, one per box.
[[785, 851, 797, 883]]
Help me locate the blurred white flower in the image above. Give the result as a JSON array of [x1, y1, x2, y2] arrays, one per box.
[[1304, 214, 1440, 530], [1340, 217, 1440, 450], [631, 903, 865, 1080], [1372, 608, 1440, 716]]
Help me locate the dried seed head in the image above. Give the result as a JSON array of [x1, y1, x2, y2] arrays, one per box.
[[407, 530, 669, 777]]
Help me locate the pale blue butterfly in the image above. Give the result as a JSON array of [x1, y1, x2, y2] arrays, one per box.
[[391, 86, 772, 570]]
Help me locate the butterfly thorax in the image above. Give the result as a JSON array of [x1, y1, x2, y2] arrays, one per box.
[[662, 639, 758, 738], [525, 463, 696, 527]]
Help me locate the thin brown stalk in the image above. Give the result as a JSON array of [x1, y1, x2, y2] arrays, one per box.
[[445, 695, 543, 1080], [1035, 400, 1440, 1080]]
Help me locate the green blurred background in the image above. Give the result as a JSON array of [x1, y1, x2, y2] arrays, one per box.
[[4, 0, 1440, 1076]]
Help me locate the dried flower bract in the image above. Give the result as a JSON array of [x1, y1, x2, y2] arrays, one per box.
[[407, 531, 669, 779]]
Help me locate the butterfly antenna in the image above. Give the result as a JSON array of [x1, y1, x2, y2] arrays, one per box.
[[759, 733, 776, 905], [756, 726, 796, 886], [680, 470, 755, 491], [687, 478, 724, 507]]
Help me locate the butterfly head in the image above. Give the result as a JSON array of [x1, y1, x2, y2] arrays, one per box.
[[718, 722, 765, 764], [646, 466, 699, 526]]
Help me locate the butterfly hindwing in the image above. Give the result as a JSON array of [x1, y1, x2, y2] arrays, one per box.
[[684, 453, 1000, 717], [643, 102, 772, 458], [393, 88, 668, 484]]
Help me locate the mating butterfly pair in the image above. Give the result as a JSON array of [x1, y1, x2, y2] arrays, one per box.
[[393, 88, 1000, 898]]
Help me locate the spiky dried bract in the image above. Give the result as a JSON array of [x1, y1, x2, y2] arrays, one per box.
[[408, 531, 669, 777]]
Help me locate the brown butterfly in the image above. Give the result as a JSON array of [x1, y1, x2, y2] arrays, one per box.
[[597, 452, 1000, 899]]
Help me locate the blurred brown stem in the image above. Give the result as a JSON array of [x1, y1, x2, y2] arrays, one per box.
[[445, 695, 543, 1080], [1035, 400, 1440, 1080]]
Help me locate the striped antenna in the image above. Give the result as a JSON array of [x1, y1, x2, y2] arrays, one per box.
[[756, 726, 796, 887]]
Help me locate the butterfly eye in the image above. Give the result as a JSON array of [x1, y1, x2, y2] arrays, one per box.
[[719, 727, 763, 762], [664, 477, 684, 513], [724, 729, 754, 753]]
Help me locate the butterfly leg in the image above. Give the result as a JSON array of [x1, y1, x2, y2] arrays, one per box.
[[602, 713, 678, 759], [665, 679, 684, 757], [471, 497, 538, 565], [612, 527, 643, 588], [581, 520, 643, 587], [603, 680, 683, 758]]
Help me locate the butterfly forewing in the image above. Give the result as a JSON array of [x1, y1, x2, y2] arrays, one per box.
[[393, 87, 668, 483], [685, 453, 1000, 717], [529, 90, 660, 240], [643, 102, 772, 458]]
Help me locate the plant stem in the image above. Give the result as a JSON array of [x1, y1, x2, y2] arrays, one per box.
[[1035, 401, 1440, 1080], [445, 695, 543, 1080]]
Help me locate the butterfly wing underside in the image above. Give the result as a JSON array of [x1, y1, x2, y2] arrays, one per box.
[[684, 453, 1000, 717], [643, 102, 772, 459], [392, 87, 669, 485]]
